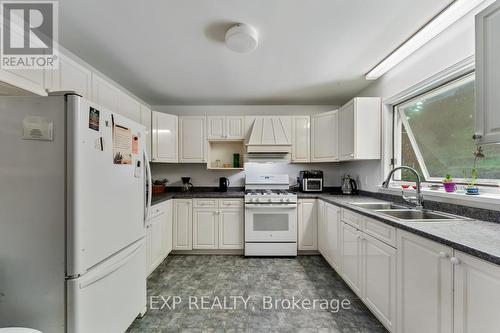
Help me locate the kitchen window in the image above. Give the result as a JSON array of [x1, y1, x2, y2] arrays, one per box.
[[393, 73, 500, 185]]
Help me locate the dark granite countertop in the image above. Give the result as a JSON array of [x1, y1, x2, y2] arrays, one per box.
[[152, 190, 500, 266], [152, 190, 245, 205]]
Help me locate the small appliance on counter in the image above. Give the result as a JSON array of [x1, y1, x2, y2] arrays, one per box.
[[181, 177, 193, 192], [219, 177, 230, 192], [152, 178, 168, 194], [298, 170, 323, 192], [341, 174, 358, 195]]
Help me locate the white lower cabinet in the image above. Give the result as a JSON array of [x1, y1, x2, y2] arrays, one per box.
[[341, 221, 363, 296], [453, 251, 500, 333], [362, 233, 397, 332], [193, 208, 219, 249], [317, 200, 326, 256], [173, 199, 193, 250], [297, 199, 318, 250], [174, 199, 243, 251], [325, 203, 341, 271], [219, 208, 244, 249], [397, 230, 453, 333], [146, 200, 173, 276]]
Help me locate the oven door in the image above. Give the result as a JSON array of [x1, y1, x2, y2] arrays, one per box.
[[245, 204, 297, 242]]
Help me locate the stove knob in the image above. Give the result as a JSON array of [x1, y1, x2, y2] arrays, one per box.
[[285, 198, 290, 202], [268, 198, 272, 203], [280, 198, 285, 202]]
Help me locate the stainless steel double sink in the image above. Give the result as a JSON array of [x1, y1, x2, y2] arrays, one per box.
[[349, 202, 467, 222]]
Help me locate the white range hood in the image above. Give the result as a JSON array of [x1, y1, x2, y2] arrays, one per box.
[[246, 117, 292, 160]]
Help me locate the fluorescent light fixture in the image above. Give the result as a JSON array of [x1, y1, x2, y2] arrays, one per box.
[[365, 0, 488, 80]]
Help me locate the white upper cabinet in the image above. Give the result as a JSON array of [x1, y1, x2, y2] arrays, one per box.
[[339, 97, 381, 161], [91, 73, 141, 122], [207, 116, 244, 140], [207, 116, 225, 139], [291, 116, 310, 162], [140, 105, 152, 159], [475, 1, 500, 144], [46, 54, 90, 95], [311, 110, 339, 162], [152, 111, 178, 163], [179, 116, 207, 163], [117, 91, 141, 123], [91, 73, 120, 111], [45, 53, 91, 98], [226, 116, 245, 139], [0, 67, 46, 96]]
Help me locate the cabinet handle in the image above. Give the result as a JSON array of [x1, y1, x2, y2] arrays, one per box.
[[472, 133, 483, 140], [438, 251, 449, 258], [450, 257, 461, 265]]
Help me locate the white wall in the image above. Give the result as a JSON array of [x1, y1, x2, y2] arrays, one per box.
[[340, 1, 494, 192], [151, 162, 342, 187], [152, 105, 338, 116]]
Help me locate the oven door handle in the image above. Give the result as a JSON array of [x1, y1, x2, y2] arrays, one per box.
[[245, 204, 297, 208]]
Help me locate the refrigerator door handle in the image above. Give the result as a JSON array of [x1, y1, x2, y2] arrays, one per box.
[[144, 147, 152, 223], [79, 241, 143, 289]]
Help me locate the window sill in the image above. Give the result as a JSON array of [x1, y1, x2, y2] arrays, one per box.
[[377, 186, 500, 211]]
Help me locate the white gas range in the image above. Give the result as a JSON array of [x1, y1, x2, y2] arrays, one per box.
[[244, 174, 298, 256]]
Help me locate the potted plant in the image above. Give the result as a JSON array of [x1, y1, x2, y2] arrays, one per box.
[[442, 174, 456, 193], [464, 146, 484, 195], [152, 178, 168, 194]]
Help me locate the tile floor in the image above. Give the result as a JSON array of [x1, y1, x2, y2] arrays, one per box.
[[127, 255, 388, 332]]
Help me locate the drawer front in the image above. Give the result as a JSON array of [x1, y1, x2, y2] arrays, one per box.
[[364, 217, 396, 247], [341, 209, 364, 229], [149, 202, 168, 219], [193, 199, 219, 208], [220, 199, 244, 208]]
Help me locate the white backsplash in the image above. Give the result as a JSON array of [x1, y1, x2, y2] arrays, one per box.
[[151, 162, 342, 187]]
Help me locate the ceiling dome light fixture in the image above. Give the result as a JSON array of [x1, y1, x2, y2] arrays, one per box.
[[225, 23, 258, 53]]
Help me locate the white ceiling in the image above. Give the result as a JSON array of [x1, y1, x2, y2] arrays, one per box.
[[60, 0, 452, 105]]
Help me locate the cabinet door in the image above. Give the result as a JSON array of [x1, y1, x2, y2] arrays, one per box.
[[291, 116, 310, 162], [317, 200, 326, 256], [297, 199, 317, 251], [140, 105, 152, 159], [152, 112, 178, 163], [219, 208, 244, 249], [164, 200, 173, 256], [453, 251, 500, 333], [339, 100, 355, 160], [117, 91, 141, 123], [475, 1, 500, 144], [362, 233, 397, 332], [325, 203, 341, 271], [341, 222, 362, 296], [207, 116, 225, 139], [193, 209, 219, 249], [46, 53, 91, 98], [179, 116, 206, 163], [145, 223, 153, 276], [0, 67, 45, 96], [150, 214, 164, 271], [91, 74, 120, 111], [397, 230, 453, 333], [173, 200, 192, 250], [226, 116, 244, 139], [311, 110, 339, 162]]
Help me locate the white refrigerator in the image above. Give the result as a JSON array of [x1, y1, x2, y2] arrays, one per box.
[[0, 94, 150, 333]]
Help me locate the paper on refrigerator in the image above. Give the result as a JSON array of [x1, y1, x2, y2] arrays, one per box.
[[112, 124, 132, 165]]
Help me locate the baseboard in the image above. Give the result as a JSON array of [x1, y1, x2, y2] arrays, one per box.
[[171, 249, 244, 255]]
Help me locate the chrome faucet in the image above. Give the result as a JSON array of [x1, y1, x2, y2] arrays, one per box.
[[382, 166, 424, 209]]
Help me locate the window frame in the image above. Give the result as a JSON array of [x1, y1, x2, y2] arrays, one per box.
[[392, 72, 500, 186]]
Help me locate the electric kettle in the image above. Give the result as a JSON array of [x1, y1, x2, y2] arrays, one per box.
[[341, 174, 358, 195]]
